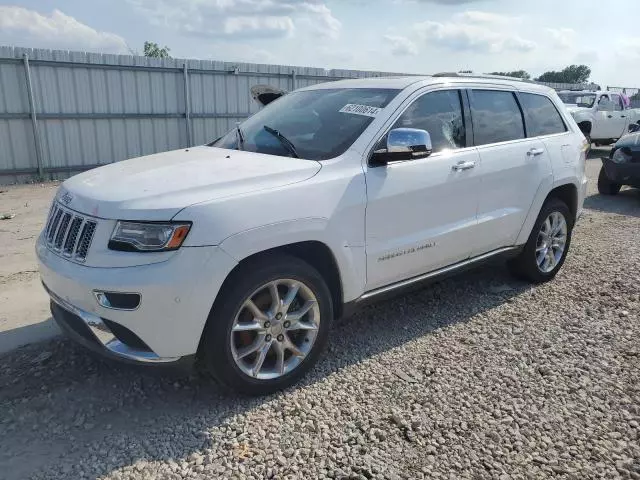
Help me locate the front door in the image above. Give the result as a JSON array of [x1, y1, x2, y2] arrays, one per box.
[[609, 94, 630, 138], [364, 89, 480, 290]]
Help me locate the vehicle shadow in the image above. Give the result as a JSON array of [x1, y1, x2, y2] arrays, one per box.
[[0, 262, 533, 480], [584, 188, 640, 218], [0, 317, 60, 356]]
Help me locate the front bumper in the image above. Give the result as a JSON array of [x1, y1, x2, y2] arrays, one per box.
[[37, 234, 237, 360], [602, 158, 640, 187], [47, 286, 181, 364]]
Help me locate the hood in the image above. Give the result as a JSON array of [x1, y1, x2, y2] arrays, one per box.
[[615, 132, 640, 148], [58, 146, 321, 220]]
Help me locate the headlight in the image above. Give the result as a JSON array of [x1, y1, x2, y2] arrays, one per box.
[[109, 221, 191, 252], [611, 148, 632, 164]]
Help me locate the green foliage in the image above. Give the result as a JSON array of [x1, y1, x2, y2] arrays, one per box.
[[536, 65, 591, 84], [144, 41, 171, 58], [489, 70, 531, 80]]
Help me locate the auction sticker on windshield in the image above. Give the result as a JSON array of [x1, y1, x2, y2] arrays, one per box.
[[339, 104, 382, 117]]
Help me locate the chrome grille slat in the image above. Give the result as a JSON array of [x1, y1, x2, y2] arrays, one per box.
[[54, 213, 72, 250], [75, 221, 97, 261], [44, 205, 57, 237], [44, 202, 98, 263], [63, 217, 84, 256], [47, 208, 63, 243]]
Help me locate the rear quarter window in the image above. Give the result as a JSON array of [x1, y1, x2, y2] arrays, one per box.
[[520, 93, 567, 137], [469, 90, 525, 146]]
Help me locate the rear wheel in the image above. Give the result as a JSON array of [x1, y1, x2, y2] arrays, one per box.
[[199, 254, 333, 395], [509, 198, 573, 283], [597, 166, 621, 195]]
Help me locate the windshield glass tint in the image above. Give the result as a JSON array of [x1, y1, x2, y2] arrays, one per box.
[[557, 92, 596, 107], [212, 88, 400, 160]]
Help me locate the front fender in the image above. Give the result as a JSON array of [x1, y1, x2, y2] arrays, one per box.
[[219, 218, 366, 303]]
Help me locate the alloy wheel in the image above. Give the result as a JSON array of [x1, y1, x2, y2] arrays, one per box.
[[536, 211, 567, 273], [230, 279, 320, 380]]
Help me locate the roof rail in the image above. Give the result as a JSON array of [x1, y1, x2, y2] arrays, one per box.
[[432, 72, 533, 83]]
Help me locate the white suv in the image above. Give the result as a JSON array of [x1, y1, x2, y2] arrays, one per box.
[[37, 75, 588, 394]]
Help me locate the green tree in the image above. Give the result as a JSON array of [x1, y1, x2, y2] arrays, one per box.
[[489, 70, 531, 80], [144, 41, 171, 58], [536, 65, 591, 83]]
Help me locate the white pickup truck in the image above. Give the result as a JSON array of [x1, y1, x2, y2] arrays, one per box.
[[558, 90, 640, 146]]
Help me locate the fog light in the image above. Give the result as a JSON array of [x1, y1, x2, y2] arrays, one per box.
[[94, 291, 141, 311]]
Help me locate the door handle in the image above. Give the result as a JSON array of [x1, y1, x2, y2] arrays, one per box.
[[621, 115, 626, 118], [452, 161, 476, 171], [527, 148, 545, 157], [607, 115, 613, 118]]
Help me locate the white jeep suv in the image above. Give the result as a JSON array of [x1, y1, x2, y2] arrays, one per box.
[[37, 75, 588, 394]]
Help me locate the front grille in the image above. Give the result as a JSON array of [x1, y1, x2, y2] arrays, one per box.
[[45, 203, 98, 262]]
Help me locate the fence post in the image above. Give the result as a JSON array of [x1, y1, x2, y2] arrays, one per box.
[[183, 63, 192, 147], [291, 70, 297, 91], [23, 54, 44, 178]]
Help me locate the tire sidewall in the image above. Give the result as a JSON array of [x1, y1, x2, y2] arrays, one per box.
[[598, 166, 621, 195], [201, 255, 333, 395], [522, 199, 573, 282]]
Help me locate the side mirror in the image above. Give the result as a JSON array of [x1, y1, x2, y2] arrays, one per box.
[[371, 128, 433, 166]]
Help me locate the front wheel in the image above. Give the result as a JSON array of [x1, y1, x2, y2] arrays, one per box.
[[597, 166, 621, 195], [199, 254, 333, 395], [508, 198, 573, 283]]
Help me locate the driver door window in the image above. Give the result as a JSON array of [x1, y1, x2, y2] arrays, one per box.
[[598, 95, 612, 111], [391, 90, 466, 153]]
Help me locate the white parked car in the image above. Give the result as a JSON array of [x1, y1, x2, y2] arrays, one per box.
[[37, 75, 588, 394], [558, 90, 640, 146]]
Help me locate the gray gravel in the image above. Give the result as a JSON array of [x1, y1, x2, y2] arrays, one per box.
[[1, 156, 639, 480]]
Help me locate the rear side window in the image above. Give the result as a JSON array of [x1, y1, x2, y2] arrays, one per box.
[[519, 93, 567, 137], [469, 90, 525, 145], [392, 90, 466, 153]]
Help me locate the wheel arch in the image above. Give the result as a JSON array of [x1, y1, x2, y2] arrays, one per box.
[[546, 183, 578, 224], [577, 120, 592, 136], [516, 181, 579, 245], [238, 241, 345, 319]]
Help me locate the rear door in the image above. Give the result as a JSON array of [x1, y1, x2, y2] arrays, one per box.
[[467, 88, 553, 256]]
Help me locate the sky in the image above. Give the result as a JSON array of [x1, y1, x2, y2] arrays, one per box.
[[0, 0, 639, 87]]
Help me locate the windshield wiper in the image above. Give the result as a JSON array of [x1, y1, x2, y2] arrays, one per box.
[[236, 122, 245, 151], [263, 125, 299, 158]]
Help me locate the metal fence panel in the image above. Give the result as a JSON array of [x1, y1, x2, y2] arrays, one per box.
[[1, 45, 638, 183]]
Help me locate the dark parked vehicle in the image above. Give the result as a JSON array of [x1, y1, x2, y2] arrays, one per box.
[[598, 130, 640, 195]]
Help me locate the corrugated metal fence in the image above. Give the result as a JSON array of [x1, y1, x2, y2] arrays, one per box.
[[0, 46, 411, 183], [1, 46, 636, 184]]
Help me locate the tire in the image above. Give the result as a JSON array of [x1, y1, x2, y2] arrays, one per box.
[[199, 253, 333, 395], [508, 198, 573, 283], [597, 166, 621, 195]]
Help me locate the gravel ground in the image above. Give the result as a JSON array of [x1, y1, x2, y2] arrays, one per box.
[[1, 155, 639, 480]]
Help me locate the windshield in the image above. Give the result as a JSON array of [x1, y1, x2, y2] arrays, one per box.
[[211, 88, 400, 160], [558, 92, 596, 108]]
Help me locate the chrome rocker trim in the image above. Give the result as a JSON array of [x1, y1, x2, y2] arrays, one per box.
[[48, 289, 180, 364]]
